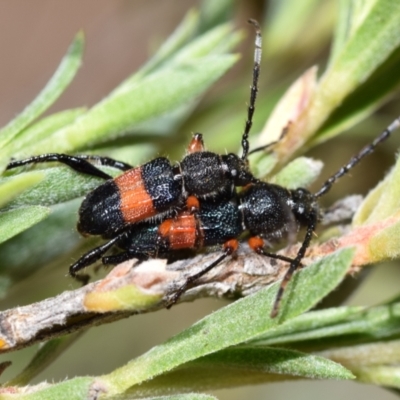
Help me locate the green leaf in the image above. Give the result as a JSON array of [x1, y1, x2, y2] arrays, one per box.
[[321, 0, 400, 139], [108, 25, 242, 147], [311, 0, 400, 142], [269, 0, 400, 164], [0, 206, 50, 245], [0, 32, 84, 153], [322, 0, 400, 108], [114, 23, 239, 95], [276, 248, 354, 321], [0, 201, 81, 283], [252, 302, 400, 352], [116, 15, 241, 88], [129, 347, 353, 396], [2, 167, 116, 208], [199, 0, 235, 31], [329, 0, 353, 65], [249, 306, 364, 346], [347, 148, 400, 262], [13, 377, 93, 400], [0, 171, 44, 208], [23, 55, 238, 155], [197, 346, 353, 379], [314, 44, 400, 143], [354, 153, 400, 225], [170, 24, 239, 63], [265, 0, 335, 58], [100, 248, 353, 395], [7, 108, 86, 157]]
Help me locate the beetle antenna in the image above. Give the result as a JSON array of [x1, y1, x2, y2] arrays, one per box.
[[241, 19, 262, 161], [314, 117, 400, 199]]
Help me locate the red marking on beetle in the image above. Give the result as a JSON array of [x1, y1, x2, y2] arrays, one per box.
[[115, 168, 156, 223], [248, 236, 264, 252], [186, 195, 200, 213], [159, 214, 198, 250], [187, 133, 205, 153], [224, 238, 239, 252]]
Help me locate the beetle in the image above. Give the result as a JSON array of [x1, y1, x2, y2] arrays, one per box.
[[63, 107, 400, 317]]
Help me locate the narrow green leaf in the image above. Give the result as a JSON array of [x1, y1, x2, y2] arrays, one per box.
[[0, 32, 84, 152], [352, 177, 387, 226], [329, 0, 379, 66], [329, 0, 353, 65], [101, 248, 353, 395], [322, 0, 400, 102], [2, 167, 116, 208], [0, 201, 81, 282], [24, 55, 238, 155], [265, 0, 334, 58], [314, 44, 400, 143], [129, 347, 353, 396], [253, 303, 400, 351], [0, 171, 44, 208], [171, 24, 237, 63], [199, 0, 236, 31], [14, 377, 93, 400], [249, 306, 363, 346], [114, 24, 237, 95], [0, 206, 50, 244], [197, 346, 353, 379], [286, 0, 400, 155], [277, 248, 354, 321], [7, 108, 86, 156], [206, 346, 354, 379], [117, 24, 241, 141]]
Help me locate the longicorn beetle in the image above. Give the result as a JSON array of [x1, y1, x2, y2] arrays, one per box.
[[5, 19, 400, 317], [63, 119, 400, 318]]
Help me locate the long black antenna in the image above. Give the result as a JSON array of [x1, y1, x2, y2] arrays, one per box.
[[241, 19, 262, 161], [314, 117, 400, 199]]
